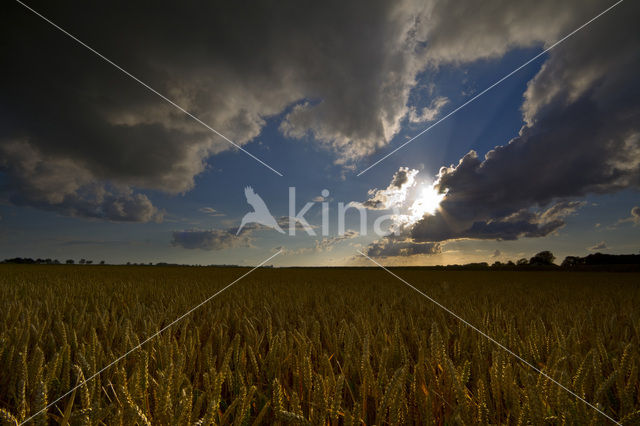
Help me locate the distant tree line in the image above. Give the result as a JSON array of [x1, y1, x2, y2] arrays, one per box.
[[560, 253, 640, 268], [0, 258, 198, 267], [488, 250, 557, 269], [488, 251, 640, 271], [404, 251, 640, 271], [2, 251, 639, 270], [1, 258, 106, 265]]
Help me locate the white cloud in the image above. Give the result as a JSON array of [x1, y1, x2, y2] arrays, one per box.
[[588, 241, 607, 251], [359, 167, 419, 210], [409, 97, 449, 123], [617, 206, 640, 226], [198, 207, 225, 217], [314, 230, 360, 251]]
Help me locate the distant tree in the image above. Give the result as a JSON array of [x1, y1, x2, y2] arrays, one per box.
[[3, 258, 35, 264], [506, 260, 515, 267], [516, 258, 529, 266], [86, 260, 93, 265], [126, 262, 131, 265], [561, 256, 581, 268], [79, 259, 86, 264], [100, 260, 105, 265], [491, 261, 502, 268], [583, 253, 640, 266], [529, 251, 555, 266], [468, 262, 489, 269], [66, 259, 74, 264]]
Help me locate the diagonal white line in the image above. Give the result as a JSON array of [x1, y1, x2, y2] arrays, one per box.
[[14, 0, 283, 177], [356, 250, 620, 425], [20, 250, 282, 425], [357, 0, 625, 176]]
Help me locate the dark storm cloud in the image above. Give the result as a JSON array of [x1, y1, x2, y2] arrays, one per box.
[[411, 202, 582, 242], [390, 168, 413, 189], [358, 167, 586, 257], [359, 0, 639, 255], [366, 235, 441, 258], [0, 140, 163, 222], [2, 0, 634, 223], [1, 0, 437, 219], [463, 218, 563, 241], [409, 1, 640, 244], [420, 0, 591, 64]]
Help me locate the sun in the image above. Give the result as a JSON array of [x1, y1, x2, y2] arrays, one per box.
[[409, 184, 446, 221]]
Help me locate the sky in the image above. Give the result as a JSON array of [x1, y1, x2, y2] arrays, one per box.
[[1, 0, 639, 266]]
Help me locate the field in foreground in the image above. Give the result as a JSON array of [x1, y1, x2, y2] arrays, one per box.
[[0, 266, 639, 425]]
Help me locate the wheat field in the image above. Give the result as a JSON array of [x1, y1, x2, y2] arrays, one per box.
[[0, 265, 638, 425]]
